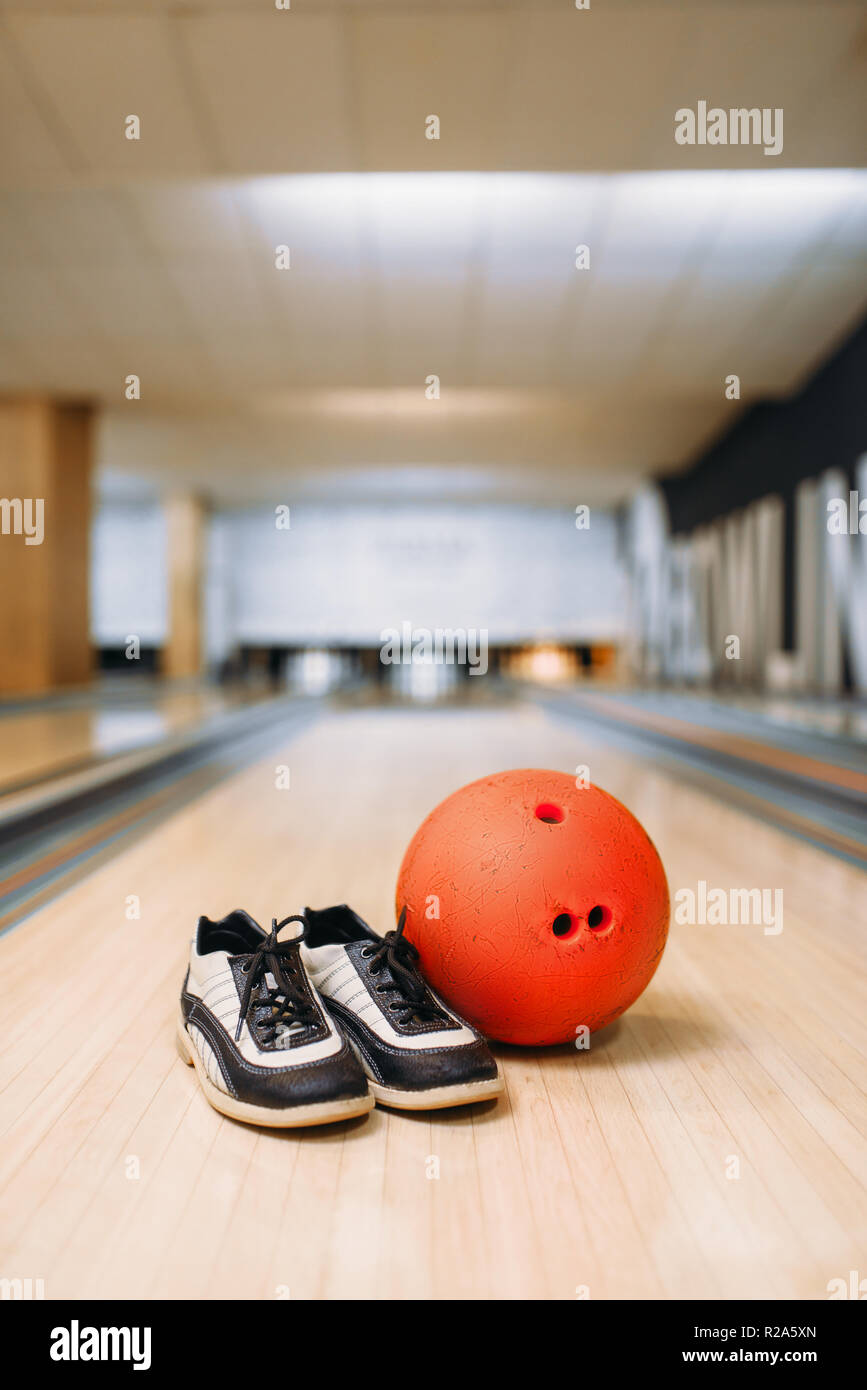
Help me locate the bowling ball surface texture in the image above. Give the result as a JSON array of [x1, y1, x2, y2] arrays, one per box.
[[396, 768, 669, 1045]]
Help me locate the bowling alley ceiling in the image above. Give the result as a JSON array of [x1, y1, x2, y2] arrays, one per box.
[[0, 0, 866, 505]]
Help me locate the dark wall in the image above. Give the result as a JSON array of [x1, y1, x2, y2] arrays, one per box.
[[661, 312, 867, 534], [658, 312, 867, 653]]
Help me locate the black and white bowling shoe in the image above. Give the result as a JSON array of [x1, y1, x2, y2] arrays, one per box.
[[177, 910, 373, 1127], [301, 905, 504, 1110]]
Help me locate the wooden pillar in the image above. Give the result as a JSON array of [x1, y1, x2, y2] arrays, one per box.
[[0, 397, 93, 695], [163, 493, 206, 680]]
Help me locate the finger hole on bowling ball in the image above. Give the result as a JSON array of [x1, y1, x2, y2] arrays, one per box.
[[536, 802, 564, 824], [551, 912, 576, 939], [588, 905, 612, 931]]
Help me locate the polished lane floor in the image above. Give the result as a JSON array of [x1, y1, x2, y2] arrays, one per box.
[[0, 699, 864, 1299]]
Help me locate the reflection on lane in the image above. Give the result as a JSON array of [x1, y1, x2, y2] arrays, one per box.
[[0, 683, 265, 794]]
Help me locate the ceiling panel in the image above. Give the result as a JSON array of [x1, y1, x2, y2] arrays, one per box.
[[122, 184, 251, 256], [352, 13, 512, 171], [473, 276, 582, 388], [0, 4, 864, 505], [503, 11, 692, 171], [269, 275, 374, 383], [5, 14, 211, 174], [178, 14, 354, 174], [0, 38, 69, 179], [739, 254, 867, 392], [20, 189, 143, 266], [158, 263, 266, 338], [2, 3, 863, 184], [0, 169, 863, 504], [378, 278, 473, 383]]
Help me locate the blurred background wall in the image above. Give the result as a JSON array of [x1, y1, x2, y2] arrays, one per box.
[[0, 2, 865, 702], [92, 502, 626, 655]]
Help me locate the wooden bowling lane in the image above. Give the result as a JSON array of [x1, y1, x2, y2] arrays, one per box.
[[0, 683, 254, 796], [0, 700, 864, 1300], [0, 692, 319, 937]]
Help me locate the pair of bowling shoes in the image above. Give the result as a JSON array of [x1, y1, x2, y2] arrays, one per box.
[[177, 904, 503, 1127]]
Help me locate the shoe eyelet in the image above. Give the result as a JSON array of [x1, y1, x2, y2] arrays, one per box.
[[360, 946, 372, 958]]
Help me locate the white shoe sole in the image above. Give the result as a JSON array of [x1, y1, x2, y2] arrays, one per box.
[[369, 1074, 504, 1111], [176, 1021, 374, 1128]]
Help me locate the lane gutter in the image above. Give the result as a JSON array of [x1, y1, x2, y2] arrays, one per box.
[[0, 696, 321, 937], [525, 684, 867, 867]]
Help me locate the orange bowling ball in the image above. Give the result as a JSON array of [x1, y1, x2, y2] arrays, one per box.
[[396, 768, 669, 1045]]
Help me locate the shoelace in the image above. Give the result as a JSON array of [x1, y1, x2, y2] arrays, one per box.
[[234, 915, 315, 1044], [362, 907, 447, 1026]]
